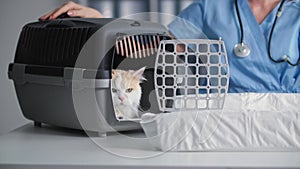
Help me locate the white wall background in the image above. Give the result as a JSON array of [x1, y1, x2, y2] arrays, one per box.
[[0, 0, 71, 135]]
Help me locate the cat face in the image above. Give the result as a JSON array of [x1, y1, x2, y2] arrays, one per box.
[[111, 67, 146, 118]]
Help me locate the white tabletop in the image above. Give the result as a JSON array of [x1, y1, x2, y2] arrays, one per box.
[[0, 123, 300, 169]]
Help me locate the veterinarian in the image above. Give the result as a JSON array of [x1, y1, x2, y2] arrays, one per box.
[[40, 0, 300, 93]]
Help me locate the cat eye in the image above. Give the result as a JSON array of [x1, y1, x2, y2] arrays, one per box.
[[112, 88, 117, 93], [126, 88, 133, 93]]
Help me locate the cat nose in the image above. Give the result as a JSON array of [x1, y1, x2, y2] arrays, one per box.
[[119, 96, 125, 102]]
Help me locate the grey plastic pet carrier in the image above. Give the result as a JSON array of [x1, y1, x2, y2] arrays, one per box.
[[8, 18, 229, 135]]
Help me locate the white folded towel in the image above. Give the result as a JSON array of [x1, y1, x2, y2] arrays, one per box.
[[140, 93, 300, 151]]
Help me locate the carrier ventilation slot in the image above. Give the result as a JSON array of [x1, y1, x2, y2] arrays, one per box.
[[115, 35, 165, 58], [15, 26, 95, 67]]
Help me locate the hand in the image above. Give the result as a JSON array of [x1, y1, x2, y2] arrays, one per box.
[[39, 1, 104, 21]]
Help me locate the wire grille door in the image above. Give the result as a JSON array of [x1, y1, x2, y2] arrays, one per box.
[[155, 39, 230, 112]]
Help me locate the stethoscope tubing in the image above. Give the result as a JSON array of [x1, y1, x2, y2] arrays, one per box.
[[234, 0, 299, 66]]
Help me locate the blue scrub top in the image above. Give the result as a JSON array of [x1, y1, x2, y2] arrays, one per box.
[[168, 0, 300, 93]]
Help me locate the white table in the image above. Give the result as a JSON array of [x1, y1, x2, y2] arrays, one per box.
[[0, 123, 300, 169]]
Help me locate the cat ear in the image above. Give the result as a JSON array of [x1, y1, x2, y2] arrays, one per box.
[[133, 67, 146, 81], [112, 69, 116, 78]]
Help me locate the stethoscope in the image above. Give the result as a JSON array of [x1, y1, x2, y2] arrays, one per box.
[[234, 0, 299, 66]]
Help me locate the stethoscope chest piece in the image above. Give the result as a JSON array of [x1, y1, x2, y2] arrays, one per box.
[[234, 42, 251, 58]]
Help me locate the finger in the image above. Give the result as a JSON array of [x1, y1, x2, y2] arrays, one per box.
[[50, 1, 81, 19], [67, 8, 104, 18], [66, 9, 84, 18], [38, 2, 69, 20], [39, 10, 55, 21]]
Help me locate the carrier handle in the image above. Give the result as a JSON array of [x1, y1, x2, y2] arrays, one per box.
[[44, 20, 76, 28]]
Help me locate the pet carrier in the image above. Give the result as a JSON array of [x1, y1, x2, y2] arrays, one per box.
[[8, 18, 229, 136]]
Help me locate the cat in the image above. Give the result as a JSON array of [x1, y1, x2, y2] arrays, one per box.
[[111, 67, 146, 119]]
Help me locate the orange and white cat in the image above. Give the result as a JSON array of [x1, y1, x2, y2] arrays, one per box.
[[111, 67, 146, 119]]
